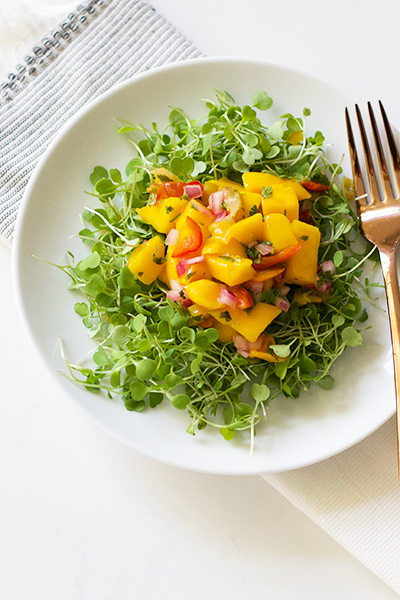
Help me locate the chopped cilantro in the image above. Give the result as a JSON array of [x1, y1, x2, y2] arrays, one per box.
[[262, 186, 273, 198], [249, 204, 259, 216], [220, 311, 232, 322]]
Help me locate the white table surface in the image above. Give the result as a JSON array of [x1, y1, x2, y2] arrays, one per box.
[[2, 0, 400, 598]]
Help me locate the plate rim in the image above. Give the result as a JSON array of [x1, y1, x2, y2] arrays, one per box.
[[11, 56, 395, 475]]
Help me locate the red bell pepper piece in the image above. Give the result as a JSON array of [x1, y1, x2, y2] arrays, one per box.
[[253, 243, 302, 270], [232, 287, 254, 309], [154, 180, 203, 202], [302, 180, 329, 192], [171, 217, 203, 258]]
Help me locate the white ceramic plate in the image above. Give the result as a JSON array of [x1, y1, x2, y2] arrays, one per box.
[[12, 57, 395, 475]]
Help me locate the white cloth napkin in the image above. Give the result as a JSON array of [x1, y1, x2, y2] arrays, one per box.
[[264, 417, 400, 594], [2, 0, 400, 594]]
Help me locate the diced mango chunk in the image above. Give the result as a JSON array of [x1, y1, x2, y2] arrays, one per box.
[[224, 213, 264, 245], [127, 235, 165, 285], [207, 176, 245, 193], [212, 321, 236, 343], [137, 197, 188, 234], [204, 255, 255, 287], [241, 192, 262, 218], [285, 220, 320, 286], [201, 237, 246, 258], [208, 220, 234, 241], [210, 303, 282, 343], [188, 304, 209, 318], [262, 213, 299, 253], [242, 172, 311, 200], [261, 184, 299, 222], [185, 280, 225, 310]]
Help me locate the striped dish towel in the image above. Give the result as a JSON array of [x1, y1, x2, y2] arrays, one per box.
[[0, 0, 202, 248]]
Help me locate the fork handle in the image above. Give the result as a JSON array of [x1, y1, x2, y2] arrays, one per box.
[[379, 249, 400, 478]]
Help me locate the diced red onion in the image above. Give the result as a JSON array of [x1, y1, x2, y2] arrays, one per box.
[[166, 290, 182, 302], [275, 297, 290, 312], [274, 271, 285, 283], [186, 256, 205, 265], [233, 333, 265, 358], [218, 288, 238, 308], [319, 281, 332, 292], [233, 334, 250, 358], [165, 228, 179, 246], [214, 210, 229, 222], [208, 190, 225, 215], [243, 280, 263, 294], [256, 243, 273, 256], [247, 241, 258, 248], [321, 260, 335, 273], [176, 259, 188, 277], [183, 184, 203, 199], [280, 285, 290, 296], [170, 279, 185, 292]]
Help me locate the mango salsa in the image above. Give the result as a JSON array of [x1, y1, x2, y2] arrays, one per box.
[[127, 169, 323, 357]]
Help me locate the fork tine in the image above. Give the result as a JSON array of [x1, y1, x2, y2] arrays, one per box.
[[379, 100, 400, 197], [368, 101, 392, 201], [345, 107, 367, 210], [355, 104, 381, 205]]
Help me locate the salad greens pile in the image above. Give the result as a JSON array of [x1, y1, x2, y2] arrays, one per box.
[[59, 90, 378, 448]]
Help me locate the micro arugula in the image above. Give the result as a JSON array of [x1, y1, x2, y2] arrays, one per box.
[[59, 90, 380, 451]]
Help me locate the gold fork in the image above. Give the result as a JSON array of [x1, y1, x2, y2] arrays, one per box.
[[345, 102, 400, 479]]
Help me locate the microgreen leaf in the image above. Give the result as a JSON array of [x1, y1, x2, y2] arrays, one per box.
[[252, 91, 273, 111], [251, 383, 270, 402]]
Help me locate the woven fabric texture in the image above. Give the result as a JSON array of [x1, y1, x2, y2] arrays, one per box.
[[0, 0, 202, 248]]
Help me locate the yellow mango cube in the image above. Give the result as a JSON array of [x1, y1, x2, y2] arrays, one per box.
[[201, 237, 246, 258], [212, 321, 236, 343], [204, 255, 255, 287], [185, 280, 225, 310], [210, 303, 281, 343], [136, 197, 188, 234], [262, 213, 299, 253], [208, 220, 233, 241], [224, 213, 264, 245], [127, 235, 165, 285], [241, 192, 262, 218], [208, 176, 245, 193], [242, 172, 311, 200], [187, 304, 209, 318], [261, 184, 299, 222], [285, 220, 321, 286]]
